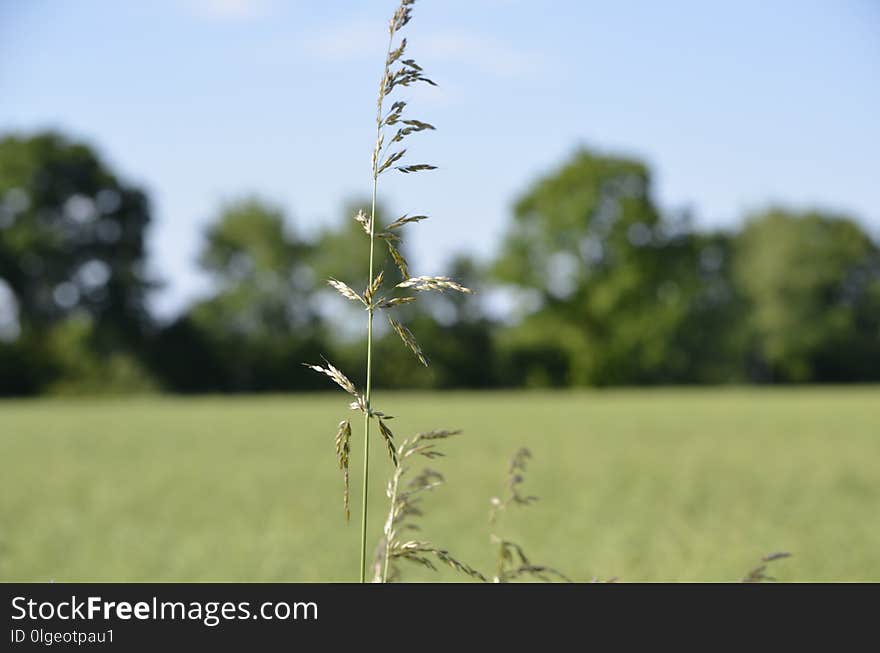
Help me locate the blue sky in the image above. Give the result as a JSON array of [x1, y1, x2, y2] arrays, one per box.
[[2, 0, 878, 317]]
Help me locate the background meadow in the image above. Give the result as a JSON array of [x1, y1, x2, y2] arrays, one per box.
[[2, 388, 877, 582]]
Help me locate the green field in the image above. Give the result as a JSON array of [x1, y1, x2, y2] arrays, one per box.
[[1, 388, 878, 582]]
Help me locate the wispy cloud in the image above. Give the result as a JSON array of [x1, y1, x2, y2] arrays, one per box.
[[420, 32, 542, 79], [186, 0, 272, 21], [304, 20, 546, 80], [301, 20, 385, 61]]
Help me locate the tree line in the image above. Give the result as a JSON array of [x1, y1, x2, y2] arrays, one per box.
[[1, 131, 878, 395]]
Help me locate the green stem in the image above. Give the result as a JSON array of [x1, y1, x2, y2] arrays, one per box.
[[360, 29, 394, 583], [381, 467, 400, 583], [360, 181, 377, 583]]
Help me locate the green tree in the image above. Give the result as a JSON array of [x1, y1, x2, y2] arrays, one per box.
[[733, 209, 880, 382], [155, 198, 324, 392], [0, 131, 153, 346], [196, 197, 317, 336], [0, 131, 157, 394], [493, 147, 742, 385], [42, 314, 158, 395]]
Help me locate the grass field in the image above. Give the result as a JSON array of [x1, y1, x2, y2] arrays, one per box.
[[1, 388, 878, 582]]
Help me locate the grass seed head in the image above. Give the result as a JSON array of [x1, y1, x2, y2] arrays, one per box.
[[375, 296, 416, 310], [335, 420, 353, 520], [741, 552, 792, 582], [303, 359, 358, 396], [396, 275, 472, 294], [354, 209, 371, 234], [386, 241, 409, 279], [388, 316, 429, 366], [364, 270, 384, 306], [377, 418, 399, 467], [328, 278, 366, 305], [386, 214, 428, 230]]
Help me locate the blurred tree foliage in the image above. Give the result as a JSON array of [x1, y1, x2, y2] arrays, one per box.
[[150, 198, 325, 392], [733, 209, 880, 382], [493, 148, 747, 386], [42, 314, 158, 395], [0, 132, 156, 394], [1, 132, 878, 394], [0, 132, 152, 340]]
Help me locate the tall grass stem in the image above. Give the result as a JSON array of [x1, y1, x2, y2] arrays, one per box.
[[360, 27, 396, 583]]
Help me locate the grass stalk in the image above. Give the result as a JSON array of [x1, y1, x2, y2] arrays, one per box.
[[359, 26, 396, 584], [380, 460, 398, 583], [307, 0, 471, 583], [359, 345, 372, 582]]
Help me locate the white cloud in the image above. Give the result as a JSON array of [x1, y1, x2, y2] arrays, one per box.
[[186, 0, 272, 21], [302, 20, 386, 61], [420, 32, 541, 79], [304, 21, 545, 79]]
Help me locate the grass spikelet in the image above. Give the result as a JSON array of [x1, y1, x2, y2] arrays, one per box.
[[335, 420, 352, 521], [415, 428, 462, 440], [396, 275, 472, 294], [375, 296, 416, 310], [377, 418, 398, 467], [378, 149, 406, 175], [364, 270, 384, 306], [741, 552, 792, 582], [375, 230, 400, 243], [490, 447, 539, 524], [387, 316, 428, 366], [383, 100, 406, 125], [328, 278, 366, 305], [396, 163, 438, 174], [389, 541, 486, 582], [387, 38, 407, 66], [386, 240, 408, 279], [354, 209, 371, 234], [491, 537, 572, 583], [386, 214, 428, 230], [348, 394, 368, 414], [303, 359, 358, 397]]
